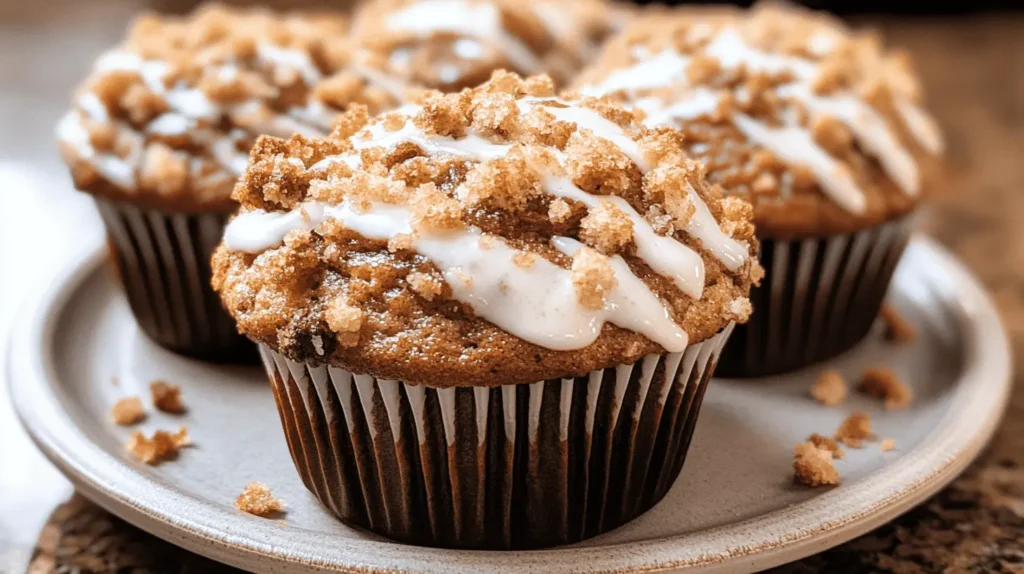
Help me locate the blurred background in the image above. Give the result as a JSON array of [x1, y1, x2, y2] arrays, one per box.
[[1, 0, 1021, 572]]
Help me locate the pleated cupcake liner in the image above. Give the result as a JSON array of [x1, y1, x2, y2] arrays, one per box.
[[259, 324, 733, 549], [717, 216, 914, 378], [95, 198, 256, 363]]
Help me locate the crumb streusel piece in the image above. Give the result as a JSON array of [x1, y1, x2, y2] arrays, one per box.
[[110, 397, 146, 426], [150, 380, 186, 414], [572, 2, 943, 237], [859, 367, 913, 410], [212, 72, 762, 387], [834, 411, 874, 448], [811, 369, 848, 406], [794, 440, 840, 487], [351, 0, 619, 91], [125, 427, 190, 465], [880, 438, 895, 452], [807, 432, 845, 459], [236, 482, 284, 517], [880, 304, 916, 343], [56, 5, 407, 212]]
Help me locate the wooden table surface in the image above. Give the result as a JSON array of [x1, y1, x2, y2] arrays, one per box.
[[1, 5, 1023, 573]]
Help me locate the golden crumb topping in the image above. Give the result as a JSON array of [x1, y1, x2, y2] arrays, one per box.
[[350, 0, 618, 92], [213, 72, 760, 387], [572, 2, 943, 238], [57, 5, 409, 212]]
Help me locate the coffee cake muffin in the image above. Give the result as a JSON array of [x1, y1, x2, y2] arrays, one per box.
[[212, 72, 761, 548], [350, 0, 619, 92], [56, 5, 409, 361], [574, 3, 943, 376]]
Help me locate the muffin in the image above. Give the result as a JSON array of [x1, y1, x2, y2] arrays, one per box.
[[574, 3, 943, 376], [349, 0, 619, 92], [212, 72, 761, 548], [55, 5, 408, 361]]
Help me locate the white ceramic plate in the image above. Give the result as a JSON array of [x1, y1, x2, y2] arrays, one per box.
[[7, 236, 1011, 573]]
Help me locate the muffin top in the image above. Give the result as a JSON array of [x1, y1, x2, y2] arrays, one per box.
[[572, 3, 943, 238], [213, 72, 762, 387], [350, 0, 619, 92], [56, 5, 411, 213]]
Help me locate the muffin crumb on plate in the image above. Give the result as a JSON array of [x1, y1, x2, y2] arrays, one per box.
[[125, 427, 190, 465], [794, 441, 840, 487], [811, 369, 848, 406], [834, 411, 874, 448], [860, 367, 913, 410], [881, 304, 916, 343], [150, 380, 186, 414], [110, 397, 145, 426], [807, 432, 844, 459], [236, 482, 285, 517]]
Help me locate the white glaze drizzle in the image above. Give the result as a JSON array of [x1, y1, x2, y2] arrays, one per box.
[[582, 26, 943, 214], [385, 0, 542, 75], [224, 201, 689, 352]]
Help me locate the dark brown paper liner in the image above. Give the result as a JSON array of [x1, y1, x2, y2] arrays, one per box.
[[95, 198, 255, 363], [718, 217, 913, 377], [258, 325, 733, 549]]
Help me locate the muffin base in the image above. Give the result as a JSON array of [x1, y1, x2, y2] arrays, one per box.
[[258, 325, 733, 549], [95, 198, 255, 363], [718, 217, 913, 378]]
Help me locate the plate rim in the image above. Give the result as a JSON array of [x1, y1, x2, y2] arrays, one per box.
[[6, 235, 1012, 574]]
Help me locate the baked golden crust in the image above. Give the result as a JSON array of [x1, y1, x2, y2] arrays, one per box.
[[350, 0, 618, 92], [572, 3, 943, 238], [56, 4, 411, 213], [213, 72, 761, 387]]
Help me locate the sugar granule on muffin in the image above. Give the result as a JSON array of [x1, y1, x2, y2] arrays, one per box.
[[811, 369, 848, 406], [794, 441, 840, 487], [834, 412, 874, 448], [859, 367, 913, 410], [236, 482, 285, 517], [150, 380, 185, 414], [880, 304, 916, 343], [807, 432, 845, 459], [212, 72, 762, 387], [125, 427, 190, 465], [110, 397, 146, 426]]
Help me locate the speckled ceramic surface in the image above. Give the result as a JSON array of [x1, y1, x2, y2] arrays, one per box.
[[7, 235, 1011, 573]]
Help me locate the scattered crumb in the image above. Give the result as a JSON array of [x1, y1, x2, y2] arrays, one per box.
[[150, 380, 186, 414], [111, 375, 120, 386], [859, 367, 913, 410], [811, 369, 848, 406], [880, 304, 916, 343], [834, 411, 874, 448], [125, 427, 190, 465], [794, 441, 841, 487], [807, 432, 845, 459], [236, 482, 284, 517], [880, 438, 895, 452], [110, 397, 146, 426]]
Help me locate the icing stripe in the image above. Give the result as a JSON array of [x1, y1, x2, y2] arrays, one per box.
[[224, 202, 689, 352]]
